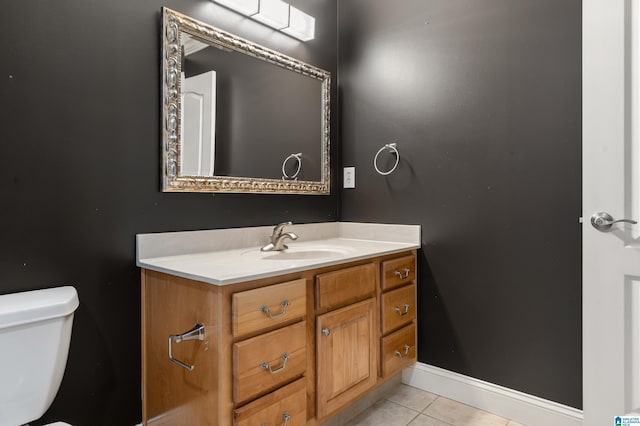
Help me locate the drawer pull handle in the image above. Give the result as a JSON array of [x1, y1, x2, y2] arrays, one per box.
[[394, 344, 411, 358], [394, 268, 411, 279], [261, 353, 290, 374], [322, 328, 331, 336], [261, 411, 291, 426], [394, 304, 411, 316], [168, 323, 205, 371], [261, 300, 290, 319]]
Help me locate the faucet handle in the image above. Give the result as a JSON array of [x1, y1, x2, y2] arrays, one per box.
[[273, 221, 293, 235]]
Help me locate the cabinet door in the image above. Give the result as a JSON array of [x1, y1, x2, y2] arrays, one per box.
[[316, 298, 377, 420]]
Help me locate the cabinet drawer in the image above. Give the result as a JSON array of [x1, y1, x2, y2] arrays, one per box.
[[381, 323, 416, 377], [316, 263, 376, 310], [233, 321, 307, 404], [381, 283, 416, 334], [232, 278, 306, 337], [381, 255, 416, 290], [233, 378, 306, 426]]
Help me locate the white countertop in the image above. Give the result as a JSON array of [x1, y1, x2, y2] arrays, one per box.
[[136, 222, 420, 286]]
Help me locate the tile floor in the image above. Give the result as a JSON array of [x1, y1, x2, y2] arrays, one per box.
[[345, 384, 527, 426]]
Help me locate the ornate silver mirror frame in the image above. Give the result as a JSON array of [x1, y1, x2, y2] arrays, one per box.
[[161, 7, 331, 194]]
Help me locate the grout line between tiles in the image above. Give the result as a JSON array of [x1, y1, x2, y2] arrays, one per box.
[[405, 411, 421, 426], [420, 395, 440, 414], [354, 386, 517, 426]]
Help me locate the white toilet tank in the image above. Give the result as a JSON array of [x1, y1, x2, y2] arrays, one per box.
[[0, 286, 79, 426]]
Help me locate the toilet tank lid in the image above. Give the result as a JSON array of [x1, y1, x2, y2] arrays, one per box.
[[0, 286, 79, 329]]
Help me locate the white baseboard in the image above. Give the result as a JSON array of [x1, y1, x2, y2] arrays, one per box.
[[402, 363, 583, 426]]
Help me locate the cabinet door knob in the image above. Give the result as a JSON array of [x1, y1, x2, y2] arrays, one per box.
[[322, 328, 331, 336]]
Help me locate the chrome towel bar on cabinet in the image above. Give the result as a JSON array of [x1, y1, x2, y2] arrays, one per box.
[[168, 323, 205, 371]]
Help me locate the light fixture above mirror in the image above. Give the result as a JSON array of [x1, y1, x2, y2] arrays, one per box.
[[212, 0, 315, 41], [214, 0, 260, 15]]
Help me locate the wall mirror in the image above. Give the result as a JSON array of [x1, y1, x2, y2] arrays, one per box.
[[161, 7, 331, 194]]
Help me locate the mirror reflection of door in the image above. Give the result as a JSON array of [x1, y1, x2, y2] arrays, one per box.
[[182, 71, 216, 177]]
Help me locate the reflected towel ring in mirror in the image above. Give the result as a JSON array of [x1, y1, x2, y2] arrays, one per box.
[[282, 153, 302, 180], [374, 143, 399, 175]]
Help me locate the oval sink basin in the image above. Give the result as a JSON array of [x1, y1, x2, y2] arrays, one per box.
[[262, 249, 344, 260], [241, 245, 355, 261]]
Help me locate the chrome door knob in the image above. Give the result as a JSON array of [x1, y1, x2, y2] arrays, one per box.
[[591, 212, 638, 231]]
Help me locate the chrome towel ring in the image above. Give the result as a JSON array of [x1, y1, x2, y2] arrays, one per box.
[[374, 143, 399, 175], [282, 153, 302, 180]]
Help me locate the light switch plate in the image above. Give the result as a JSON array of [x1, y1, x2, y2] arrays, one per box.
[[343, 167, 355, 188]]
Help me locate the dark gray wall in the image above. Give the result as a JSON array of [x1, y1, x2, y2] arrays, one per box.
[[0, 1, 337, 424], [0, 0, 583, 422], [338, 0, 582, 409]]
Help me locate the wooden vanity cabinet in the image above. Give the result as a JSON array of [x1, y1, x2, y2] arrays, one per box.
[[141, 250, 417, 426]]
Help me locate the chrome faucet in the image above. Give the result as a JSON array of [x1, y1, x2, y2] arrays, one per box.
[[261, 221, 299, 252]]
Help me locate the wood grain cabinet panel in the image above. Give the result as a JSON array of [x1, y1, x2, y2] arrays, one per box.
[[232, 278, 306, 337], [316, 263, 375, 310], [381, 323, 416, 378], [381, 283, 416, 334], [142, 271, 219, 426], [233, 321, 307, 404], [316, 298, 377, 420], [233, 378, 307, 426], [381, 255, 416, 290]]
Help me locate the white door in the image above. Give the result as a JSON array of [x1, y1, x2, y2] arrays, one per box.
[[583, 1, 640, 425], [182, 71, 217, 176]]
